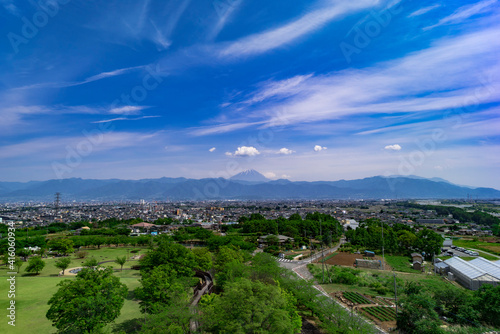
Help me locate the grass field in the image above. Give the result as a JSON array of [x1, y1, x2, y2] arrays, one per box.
[[0, 246, 148, 277], [0, 247, 147, 334], [384, 255, 416, 273]]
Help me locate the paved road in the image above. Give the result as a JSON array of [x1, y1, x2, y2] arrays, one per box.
[[277, 238, 345, 271]]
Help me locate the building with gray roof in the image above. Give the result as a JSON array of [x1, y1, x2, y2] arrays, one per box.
[[469, 257, 500, 280], [443, 257, 499, 290]]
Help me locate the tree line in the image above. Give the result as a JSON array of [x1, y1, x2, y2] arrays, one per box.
[[345, 219, 444, 258]]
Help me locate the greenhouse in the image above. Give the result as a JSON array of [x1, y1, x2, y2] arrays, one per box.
[[469, 257, 500, 280], [443, 257, 499, 290]]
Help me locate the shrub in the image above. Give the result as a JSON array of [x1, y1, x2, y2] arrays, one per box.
[[75, 250, 88, 259]]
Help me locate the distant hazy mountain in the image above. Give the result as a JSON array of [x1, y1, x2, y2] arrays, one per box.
[[0, 174, 499, 202], [230, 169, 270, 183]]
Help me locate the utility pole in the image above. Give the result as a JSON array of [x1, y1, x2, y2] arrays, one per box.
[[393, 271, 398, 314], [382, 221, 385, 270], [433, 252, 436, 275], [320, 219, 324, 284]]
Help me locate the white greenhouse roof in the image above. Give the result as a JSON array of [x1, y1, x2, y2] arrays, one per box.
[[444, 257, 488, 280], [469, 257, 500, 280]]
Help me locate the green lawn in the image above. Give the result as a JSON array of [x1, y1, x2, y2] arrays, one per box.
[[384, 255, 417, 273], [0, 247, 146, 334], [0, 246, 148, 277], [0, 276, 141, 334]]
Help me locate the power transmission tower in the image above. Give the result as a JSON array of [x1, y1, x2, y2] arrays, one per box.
[[54, 192, 61, 215]]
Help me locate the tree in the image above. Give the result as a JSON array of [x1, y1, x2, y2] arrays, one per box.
[[26, 256, 45, 275], [18, 248, 31, 261], [398, 230, 417, 252], [135, 264, 189, 314], [14, 257, 24, 273], [48, 238, 74, 256], [46, 267, 127, 333], [397, 293, 443, 334], [415, 228, 443, 258], [214, 245, 244, 271], [114, 256, 127, 271], [474, 284, 500, 327], [138, 300, 192, 334], [192, 247, 213, 271], [140, 238, 196, 277], [55, 257, 71, 275], [83, 257, 99, 268], [265, 235, 280, 247], [201, 278, 301, 334]]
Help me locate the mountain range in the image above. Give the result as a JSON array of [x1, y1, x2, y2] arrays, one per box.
[[0, 170, 499, 202]]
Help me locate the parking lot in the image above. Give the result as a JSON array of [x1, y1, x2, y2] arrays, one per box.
[[440, 246, 479, 258]]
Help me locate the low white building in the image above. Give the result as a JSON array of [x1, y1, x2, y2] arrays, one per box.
[[443, 257, 499, 290], [343, 219, 359, 231]]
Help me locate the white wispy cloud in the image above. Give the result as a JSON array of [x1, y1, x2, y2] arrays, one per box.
[[200, 25, 500, 135], [384, 144, 401, 151], [81, 66, 146, 85], [208, 0, 243, 40], [424, 0, 497, 30], [209, 147, 216, 152], [218, 0, 378, 58], [92, 116, 160, 123], [109, 105, 149, 115], [0, 132, 158, 159], [1, 0, 19, 16], [189, 121, 265, 136], [12, 65, 146, 91], [408, 4, 441, 17]]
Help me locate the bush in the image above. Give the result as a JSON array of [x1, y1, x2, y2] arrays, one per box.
[[75, 250, 88, 259]]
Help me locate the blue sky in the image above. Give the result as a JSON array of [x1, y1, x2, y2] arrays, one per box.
[[1, 0, 499, 188]]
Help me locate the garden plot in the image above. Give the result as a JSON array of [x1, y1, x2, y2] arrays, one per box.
[[342, 292, 373, 305], [361, 306, 397, 322]]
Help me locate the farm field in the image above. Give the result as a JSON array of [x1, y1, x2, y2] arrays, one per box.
[[332, 290, 397, 332], [361, 306, 396, 322], [313, 263, 460, 296], [318, 252, 392, 270], [0, 247, 147, 334]]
